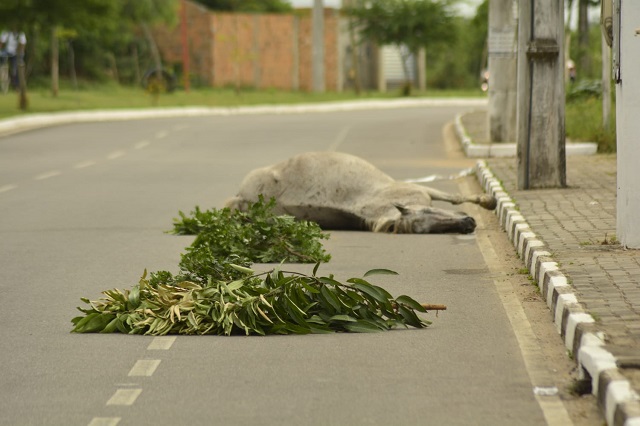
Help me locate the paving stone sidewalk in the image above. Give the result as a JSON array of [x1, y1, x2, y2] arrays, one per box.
[[468, 119, 640, 423]]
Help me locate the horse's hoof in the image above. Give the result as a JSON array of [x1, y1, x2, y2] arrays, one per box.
[[460, 216, 477, 234], [480, 195, 498, 210]]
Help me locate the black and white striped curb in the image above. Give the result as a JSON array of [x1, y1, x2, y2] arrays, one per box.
[[475, 161, 640, 426]]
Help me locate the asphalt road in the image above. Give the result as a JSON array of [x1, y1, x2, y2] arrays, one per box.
[[1, 105, 564, 425]]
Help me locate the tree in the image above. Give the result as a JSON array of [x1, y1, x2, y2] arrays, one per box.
[[345, 0, 457, 93], [576, 0, 600, 78], [0, 0, 119, 95], [192, 0, 292, 12]]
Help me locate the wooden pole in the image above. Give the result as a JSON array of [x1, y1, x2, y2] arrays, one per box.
[[516, 0, 566, 189]]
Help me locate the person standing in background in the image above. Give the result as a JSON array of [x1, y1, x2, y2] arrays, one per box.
[[0, 25, 27, 90]]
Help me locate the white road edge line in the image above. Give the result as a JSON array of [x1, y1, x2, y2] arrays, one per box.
[[147, 336, 176, 350], [33, 170, 61, 180], [128, 359, 161, 377], [106, 388, 142, 406], [87, 417, 121, 426], [460, 178, 575, 426]]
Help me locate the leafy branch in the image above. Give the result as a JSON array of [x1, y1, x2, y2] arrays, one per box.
[[72, 197, 444, 336], [71, 264, 435, 336], [172, 196, 331, 264]]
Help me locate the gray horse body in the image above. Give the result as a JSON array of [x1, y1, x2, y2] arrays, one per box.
[[225, 152, 496, 234]]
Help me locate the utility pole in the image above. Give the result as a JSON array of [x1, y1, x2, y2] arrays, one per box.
[[312, 0, 325, 93], [516, 0, 566, 189], [614, 0, 640, 248], [487, 0, 517, 142]]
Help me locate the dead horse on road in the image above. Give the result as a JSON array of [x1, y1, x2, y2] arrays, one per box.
[[224, 152, 497, 234]]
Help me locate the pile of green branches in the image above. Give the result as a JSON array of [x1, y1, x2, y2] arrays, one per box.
[[72, 197, 433, 335], [71, 264, 430, 336], [171, 196, 331, 264]]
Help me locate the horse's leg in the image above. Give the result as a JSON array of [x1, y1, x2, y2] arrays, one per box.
[[421, 186, 497, 210]]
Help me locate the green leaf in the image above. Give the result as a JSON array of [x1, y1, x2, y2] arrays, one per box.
[[300, 279, 320, 294], [395, 295, 427, 313], [318, 276, 343, 287], [398, 306, 426, 329], [329, 314, 357, 322], [363, 268, 399, 277], [349, 282, 388, 304], [344, 320, 385, 333], [72, 313, 114, 333], [128, 286, 140, 309], [229, 264, 254, 275], [320, 286, 341, 312], [226, 280, 244, 291]]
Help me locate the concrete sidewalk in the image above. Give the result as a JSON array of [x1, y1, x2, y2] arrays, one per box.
[[460, 112, 640, 426]]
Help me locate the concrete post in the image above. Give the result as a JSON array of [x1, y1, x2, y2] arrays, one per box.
[[615, 0, 640, 248], [488, 0, 517, 142], [312, 0, 325, 93], [516, 0, 566, 189]]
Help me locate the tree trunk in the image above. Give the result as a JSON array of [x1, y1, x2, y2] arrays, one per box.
[[67, 40, 77, 90], [348, 14, 361, 95], [565, 0, 574, 82], [51, 27, 59, 97], [18, 58, 27, 110], [140, 22, 163, 76], [107, 52, 119, 83], [398, 46, 412, 96], [132, 44, 141, 85], [577, 0, 590, 77]]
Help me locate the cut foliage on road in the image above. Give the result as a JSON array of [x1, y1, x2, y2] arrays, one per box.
[[72, 197, 440, 335], [171, 196, 331, 264], [71, 264, 435, 336]]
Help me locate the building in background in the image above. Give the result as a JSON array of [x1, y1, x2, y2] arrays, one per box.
[[152, 0, 422, 92]]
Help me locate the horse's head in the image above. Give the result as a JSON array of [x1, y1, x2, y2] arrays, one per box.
[[392, 203, 476, 234]]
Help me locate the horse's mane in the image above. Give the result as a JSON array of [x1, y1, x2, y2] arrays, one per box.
[[369, 216, 413, 234]]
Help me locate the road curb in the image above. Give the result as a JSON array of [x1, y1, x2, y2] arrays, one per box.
[[454, 113, 598, 157], [0, 98, 489, 138], [474, 161, 640, 426]]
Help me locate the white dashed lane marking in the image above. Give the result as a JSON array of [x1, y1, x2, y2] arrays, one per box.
[[147, 336, 176, 350], [88, 417, 120, 426], [33, 170, 61, 180], [106, 388, 142, 406], [134, 140, 150, 150], [128, 360, 161, 377], [73, 160, 97, 169], [107, 151, 126, 160], [0, 184, 17, 193], [155, 130, 168, 139]]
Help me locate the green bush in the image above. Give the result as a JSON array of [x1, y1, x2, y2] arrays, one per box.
[[566, 89, 616, 153]]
